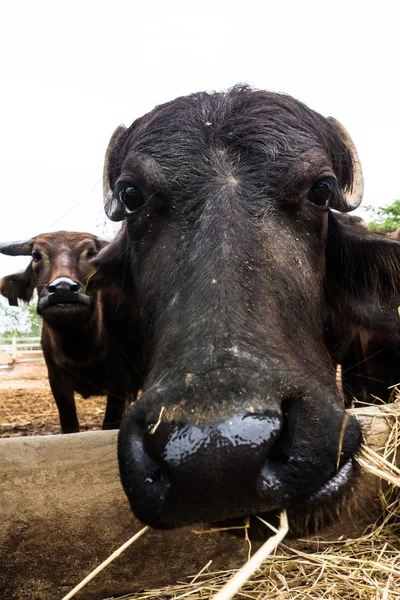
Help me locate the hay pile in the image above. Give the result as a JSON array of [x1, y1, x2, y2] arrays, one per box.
[[124, 501, 400, 600], [116, 402, 400, 600]]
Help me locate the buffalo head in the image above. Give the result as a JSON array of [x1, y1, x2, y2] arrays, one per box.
[[0, 232, 108, 325], [94, 86, 400, 529]]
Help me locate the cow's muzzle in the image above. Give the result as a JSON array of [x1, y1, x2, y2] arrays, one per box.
[[118, 390, 362, 529], [38, 277, 93, 318]]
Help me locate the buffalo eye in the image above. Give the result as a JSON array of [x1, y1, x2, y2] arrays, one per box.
[[32, 251, 42, 262], [118, 184, 145, 214], [86, 249, 97, 259], [308, 178, 336, 207]]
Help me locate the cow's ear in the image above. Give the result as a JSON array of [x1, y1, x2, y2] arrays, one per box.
[[85, 268, 107, 294], [93, 236, 110, 252], [0, 264, 35, 306], [326, 211, 400, 341]]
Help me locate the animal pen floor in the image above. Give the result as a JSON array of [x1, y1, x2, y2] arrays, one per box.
[[0, 360, 104, 437], [1, 356, 400, 600]]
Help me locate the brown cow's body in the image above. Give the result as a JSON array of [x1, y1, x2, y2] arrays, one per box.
[[0, 231, 141, 433]]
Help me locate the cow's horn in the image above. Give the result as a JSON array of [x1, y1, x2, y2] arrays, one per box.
[[0, 239, 35, 256], [103, 125, 127, 222], [327, 117, 364, 212]]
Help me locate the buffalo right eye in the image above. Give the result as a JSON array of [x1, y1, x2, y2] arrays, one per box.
[[308, 178, 337, 208], [32, 251, 42, 262], [118, 185, 145, 214]]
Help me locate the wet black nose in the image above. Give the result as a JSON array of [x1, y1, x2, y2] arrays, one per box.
[[118, 406, 285, 528], [118, 394, 363, 529], [47, 277, 82, 294]]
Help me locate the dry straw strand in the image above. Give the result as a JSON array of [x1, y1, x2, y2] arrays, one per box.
[[61, 525, 149, 600], [209, 509, 289, 600], [149, 406, 165, 434], [120, 401, 400, 600]]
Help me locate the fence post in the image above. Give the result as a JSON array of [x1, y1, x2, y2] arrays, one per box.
[[11, 337, 17, 360]]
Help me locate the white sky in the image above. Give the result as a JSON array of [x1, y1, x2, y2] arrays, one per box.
[[0, 0, 399, 278]]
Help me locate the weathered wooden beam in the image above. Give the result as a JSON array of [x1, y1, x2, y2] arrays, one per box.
[[0, 404, 398, 600]]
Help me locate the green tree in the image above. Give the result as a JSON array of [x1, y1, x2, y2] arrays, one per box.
[[366, 200, 400, 233], [24, 303, 42, 336], [0, 297, 42, 337]]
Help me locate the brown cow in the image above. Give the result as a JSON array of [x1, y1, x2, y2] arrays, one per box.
[[0, 231, 142, 433]]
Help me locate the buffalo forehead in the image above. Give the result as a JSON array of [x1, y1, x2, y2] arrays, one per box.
[[32, 233, 100, 256], [33, 232, 98, 245], [113, 92, 336, 193]]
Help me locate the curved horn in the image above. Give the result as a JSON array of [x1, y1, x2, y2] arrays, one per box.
[[327, 117, 364, 212], [0, 239, 35, 256], [103, 125, 127, 222]]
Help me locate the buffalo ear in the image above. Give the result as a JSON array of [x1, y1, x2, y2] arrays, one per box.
[[326, 211, 400, 340], [0, 265, 35, 306]]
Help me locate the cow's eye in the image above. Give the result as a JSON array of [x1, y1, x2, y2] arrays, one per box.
[[32, 251, 42, 262], [118, 184, 145, 214], [308, 178, 336, 207], [86, 249, 97, 259]]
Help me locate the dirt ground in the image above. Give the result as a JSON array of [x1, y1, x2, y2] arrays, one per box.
[[0, 356, 105, 437]]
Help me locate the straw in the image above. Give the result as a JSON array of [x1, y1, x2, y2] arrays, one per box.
[[209, 510, 288, 600], [61, 525, 149, 600]]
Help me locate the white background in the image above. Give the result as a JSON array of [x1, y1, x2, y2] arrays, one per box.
[[0, 0, 399, 278]]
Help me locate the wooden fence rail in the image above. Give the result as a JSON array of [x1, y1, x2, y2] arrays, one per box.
[[0, 336, 43, 362]]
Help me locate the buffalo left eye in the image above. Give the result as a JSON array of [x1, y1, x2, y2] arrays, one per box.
[[86, 249, 97, 259], [118, 185, 145, 214], [308, 179, 336, 207]]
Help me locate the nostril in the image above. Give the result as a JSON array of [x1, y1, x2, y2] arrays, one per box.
[[268, 444, 290, 465], [46, 277, 82, 294], [266, 396, 363, 480]]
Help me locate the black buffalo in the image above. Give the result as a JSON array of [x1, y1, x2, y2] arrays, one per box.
[[0, 232, 141, 433], [92, 86, 400, 529], [331, 223, 400, 406]]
